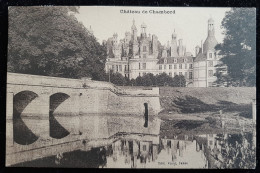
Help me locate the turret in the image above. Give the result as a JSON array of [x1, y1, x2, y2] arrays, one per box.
[[141, 22, 147, 38], [203, 17, 218, 53], [131, 19, 138, 42], [170, 29, 178, 57]]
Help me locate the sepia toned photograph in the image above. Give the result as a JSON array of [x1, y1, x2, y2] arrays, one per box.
[[6, 6, 256, 169]]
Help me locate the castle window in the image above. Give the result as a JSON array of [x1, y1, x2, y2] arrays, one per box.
[[189, 64, 193, 69], [174, 59, 177, 63], [128, 65, 130, 71], [164, 59, 167, 64], [139, 63, 141, 70], [143, 145, 146, 151], [189, 72, 193, 79], [112, 65, 115, 71], [169, 72, 172, 77], [125, 65, 127, 71], [116, 65, 118, 72], [159, 65, 162, 70], [174, 72, 177, 76], [169, 65, 172, 69], [208, 61, 213, 67], [185, 72, 187, 78], [164, 65, 166, 70], [185, 64, 187, 69], [143, 46, 147, 52], [208, 70, 213, 77], [119, 65, 122, 71], [209, 53, 213, 58], [179, 64, 182, 69], [174, 64, 177, 69], [143, 63, 146, 70]]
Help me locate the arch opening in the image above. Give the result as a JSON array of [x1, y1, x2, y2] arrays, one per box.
[[13, 90, 39, 145], [49, 93, 70, 139]]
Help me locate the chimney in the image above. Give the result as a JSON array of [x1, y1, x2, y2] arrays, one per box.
[[178, 39, 183, 56], [201, 40, 203, 53]]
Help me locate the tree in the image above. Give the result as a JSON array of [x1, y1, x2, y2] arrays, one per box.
[[155, 73, 173, 86], [8, 6, 106, 79], [110, 72, 126, 86], [215, 8, 256, 86], [172, 75, 186, 87]]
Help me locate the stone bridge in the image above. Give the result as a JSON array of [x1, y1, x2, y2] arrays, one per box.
[[6, 72, 161, 166]]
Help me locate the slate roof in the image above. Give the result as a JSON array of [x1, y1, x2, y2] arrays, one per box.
[[194, 52, 207, 62]]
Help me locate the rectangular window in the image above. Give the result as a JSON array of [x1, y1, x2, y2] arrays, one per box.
[[208, 61, 213, 67], [169, 72, 172, 77], [209, 53, 213, 58], [143, 145, 146, 151], [143, 46, 147, 52], [119, 65, 122, 71], [179, 72, 182, 76], [169, 65, 172, 69], [159, 65, 162, 70], [185, 64, 187, 69], [189, 72, 193, 79], [179, 64, 182, 69], [128, 65, 130, 71], [174, 59, 177, 63], [174, 64, 177, 69], [125, 65, 127, 71], [112, 65, 115, 71], [139, 63, 141, 70], [174, 72, 177, 76], [164, 65, 166, 70], [189, 64, 193, 69], [143, 63, 146, 70], [185, 72, 187, 78], [208, 70, 213, 77], [116, 65, 118, 72]]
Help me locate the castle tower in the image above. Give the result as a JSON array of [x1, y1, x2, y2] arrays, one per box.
[[170, 30, 178, 57], [131, 19, 138, 42], [178, 39, 184, 56], [131, 19, 139, 56], [112, 33, 118, 45], [152, 34, 159, 58], [203, 17, 218, 53], [162, 46, 167, 58], [141, 22, 147, 38]]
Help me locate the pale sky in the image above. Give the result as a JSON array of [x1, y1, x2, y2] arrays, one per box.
[[75, 6, 230, 55]]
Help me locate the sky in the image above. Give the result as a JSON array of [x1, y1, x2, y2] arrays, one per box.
[[75, 6, 231, 55]]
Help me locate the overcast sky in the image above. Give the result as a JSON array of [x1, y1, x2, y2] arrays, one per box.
[[75, 6, 231, 55]]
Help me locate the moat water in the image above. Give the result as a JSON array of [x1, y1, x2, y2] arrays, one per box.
[[13, 115, 256, 169]]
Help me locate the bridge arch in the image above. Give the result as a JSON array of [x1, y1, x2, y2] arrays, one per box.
[[49, 92, 70, 139], [13, 90, 39, 145]]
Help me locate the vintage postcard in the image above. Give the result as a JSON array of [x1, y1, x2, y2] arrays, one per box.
[[6, 6, 256, 168]]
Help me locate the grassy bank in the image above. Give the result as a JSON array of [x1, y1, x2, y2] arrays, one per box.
[[159, 87, 256, 118]]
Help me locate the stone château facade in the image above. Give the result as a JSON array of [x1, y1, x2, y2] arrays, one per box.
[[105, 18, 222, 87]]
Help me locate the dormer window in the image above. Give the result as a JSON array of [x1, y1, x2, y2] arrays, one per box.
[[164, 58, 167, 64], [174, 59, 177, 63]]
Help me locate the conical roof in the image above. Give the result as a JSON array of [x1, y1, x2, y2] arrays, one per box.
[[203, 35, 218, 53]]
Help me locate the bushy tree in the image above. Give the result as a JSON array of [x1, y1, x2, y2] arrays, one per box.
[[215, 8, 256, 86], [155, 73, 173, 86], [8, 6, 106, 79], [172, 75, 186, 87], [110, 72, 126, 86]]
